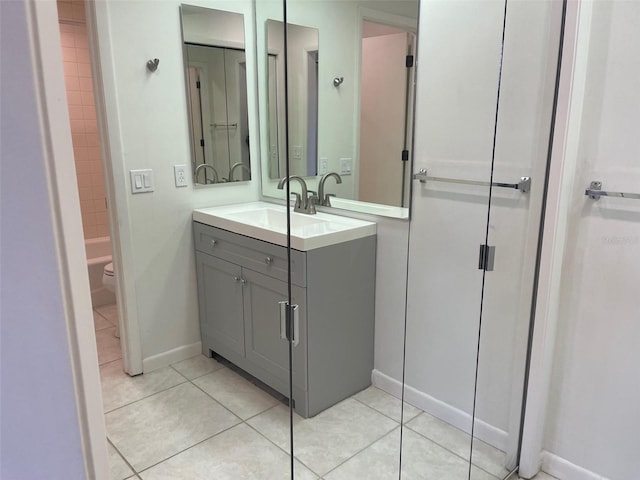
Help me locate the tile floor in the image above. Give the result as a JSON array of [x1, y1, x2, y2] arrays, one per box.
[[94, 304, 557, 480]]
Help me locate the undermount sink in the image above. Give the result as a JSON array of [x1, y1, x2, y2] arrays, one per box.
[[192, 202, 376, 250]]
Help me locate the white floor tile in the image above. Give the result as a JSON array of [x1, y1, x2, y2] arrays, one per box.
[[170, 354, 224, 380], [520, 473, 558, 480], [100, 360, 186, 412], [353, 386, 422, 423], [193, 367, 280, 420], [139, 423, 317, 480], [406, 412, 509, 478], [96, 327, 121, 365], [325, 427, 497, 480], [108, 442, 134, 480], [96, 303, 119, 323], [106, 383, 240, 472], [94, 311, 114, 331], [248, 398, 397, 476]]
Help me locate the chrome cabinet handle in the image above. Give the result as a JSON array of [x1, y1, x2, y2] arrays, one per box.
[[210, 239, 217, 247], [265, 256, 273, 265], [241, 278, 246, 285], [234, 276, 240, 282]]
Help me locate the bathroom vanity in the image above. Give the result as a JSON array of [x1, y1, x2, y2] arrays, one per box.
[[192, 203, 376, 417]]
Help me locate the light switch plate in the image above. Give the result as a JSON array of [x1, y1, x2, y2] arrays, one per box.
[[130, 169, 154, 194], [318, 157, 329, 175], [340, 158, 352, 175], [174, 165, 188, 187]]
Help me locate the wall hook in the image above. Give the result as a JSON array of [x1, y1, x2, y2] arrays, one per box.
[[146, 58, 160, 72], [333, 76, 344, 87]]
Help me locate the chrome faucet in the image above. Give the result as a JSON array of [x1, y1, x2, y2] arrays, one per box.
[[229, 162, 250, 181], [277, 175, 316, 214], [195, 163, 219, 184], [318, 172, 342, 206]]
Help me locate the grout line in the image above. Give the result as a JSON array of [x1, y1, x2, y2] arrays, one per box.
[[351, 395, 404, 424], [321, 425, 401, 478], [103, 379, 189, 415], [242, 412, 321, 478], [93, 306, 116, 325], [98, 357, 123, 369], [403, 419, 502, 479], [107, 437, 138, 479], [135, 422, 242, 475]]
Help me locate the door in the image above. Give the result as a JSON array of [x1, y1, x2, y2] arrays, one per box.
[[403, 1, 563, 479], [243, 268, 307, 402], [196, 252, 245, 358]]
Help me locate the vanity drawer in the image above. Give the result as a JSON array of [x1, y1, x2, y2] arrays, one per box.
[[193, 222, 306, 287]]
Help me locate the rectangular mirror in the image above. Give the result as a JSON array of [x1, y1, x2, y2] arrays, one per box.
[[258, 0, 418, 218], [181, 5, 252, 184]]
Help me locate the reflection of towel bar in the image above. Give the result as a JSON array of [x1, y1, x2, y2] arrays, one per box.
[[212, 123, 238, 128], [413, 168, 531, 193]]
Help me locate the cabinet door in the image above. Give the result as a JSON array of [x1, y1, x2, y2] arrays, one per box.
[[242, 269, 307, 391], [196, 252, 244, 358]]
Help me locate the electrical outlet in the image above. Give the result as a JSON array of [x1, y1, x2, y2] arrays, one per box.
[[174, 165, 188, 187], [340, 158, 352, 176]]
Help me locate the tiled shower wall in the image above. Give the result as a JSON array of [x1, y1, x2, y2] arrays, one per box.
[[57, 0, 109, 239]]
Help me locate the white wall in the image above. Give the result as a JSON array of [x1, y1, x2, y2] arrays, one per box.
[[1, 0, 107, 477], [93, 0, 261, 368], [542, 2, 640, 478]]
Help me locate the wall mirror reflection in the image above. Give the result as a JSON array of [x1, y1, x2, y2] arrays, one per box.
[[266, 19, 319, 179], [181, 5, 251, 185], [258, 0, 418, 218]]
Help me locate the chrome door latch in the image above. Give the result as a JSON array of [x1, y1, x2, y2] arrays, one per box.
[[478, 244, 496, 271], [279, 301, 300, 347]]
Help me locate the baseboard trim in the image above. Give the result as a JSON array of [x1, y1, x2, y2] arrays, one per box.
[[372, 369, 508, 451], [541, 451, 610, 480], [142, 341, 202, 372]]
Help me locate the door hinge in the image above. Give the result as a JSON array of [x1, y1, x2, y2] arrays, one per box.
[[196, 80, 201, 89], [478, 244, 496, 271], [279, 301, 300, 347], [200, 139, 205, 147], [406, 55, 414, 68], [402, 149, 409, 162]]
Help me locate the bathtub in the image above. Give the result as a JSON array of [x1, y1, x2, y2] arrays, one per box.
[[85, 236, 116, 307]]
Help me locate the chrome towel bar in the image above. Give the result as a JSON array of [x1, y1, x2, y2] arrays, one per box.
[[212, 123, 238, 128], [585, 180, 640, 200], [413, 168, 531, 193]]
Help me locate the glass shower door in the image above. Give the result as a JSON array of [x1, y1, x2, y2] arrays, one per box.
[[469, 1, 564, 478], [399, 0, 508, 477]]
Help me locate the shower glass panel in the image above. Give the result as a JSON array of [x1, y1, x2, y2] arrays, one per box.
[[468, 2, 564, 479], [278, 0, 418, 478], [400, 1, 507, 478]]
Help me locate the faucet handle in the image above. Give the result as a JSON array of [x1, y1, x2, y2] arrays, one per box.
[[289, 192, 302, 209], [323, 193, 336, 207]]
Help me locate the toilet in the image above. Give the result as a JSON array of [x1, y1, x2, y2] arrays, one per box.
[[102, 262, 120, 338]]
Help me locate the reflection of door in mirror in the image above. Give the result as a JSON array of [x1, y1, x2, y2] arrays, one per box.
[[359, 21, 415, 208], [266, 20, 319, 179], [180, 5, 251, 185], [185, 45, 250, 184]]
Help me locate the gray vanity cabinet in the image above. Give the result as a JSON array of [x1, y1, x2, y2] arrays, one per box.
[[193, 221, 375, 418], [195, 253, 245, 358]]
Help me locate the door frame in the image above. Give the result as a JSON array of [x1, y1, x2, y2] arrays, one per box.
[[518, 0, 587, 476], [85, 0, 143, 376]]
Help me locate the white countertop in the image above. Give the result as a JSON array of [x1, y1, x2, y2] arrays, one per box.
[[193, 202, 376, 251]]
